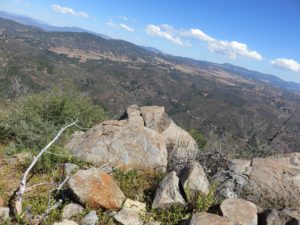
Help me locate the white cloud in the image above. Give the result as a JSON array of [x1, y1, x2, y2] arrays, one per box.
[[120, 23, 135, 32], [145, 24, 189, 46], [183, 28, 262, 61], [106, 20, 135, 32], [271, 58, 300, 72], [145, 24, 262, 60], [207, 40, 262, 61], [51, 4, 89, 18]]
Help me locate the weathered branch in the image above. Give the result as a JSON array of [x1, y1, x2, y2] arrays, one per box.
[[14, 119, 78, 216]]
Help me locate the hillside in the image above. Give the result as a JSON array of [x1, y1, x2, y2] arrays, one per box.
[[0, 17, 300, 155]]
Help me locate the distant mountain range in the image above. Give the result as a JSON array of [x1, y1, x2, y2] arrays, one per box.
[[0, 16, 300, 154], [0, 10, 110, 39]]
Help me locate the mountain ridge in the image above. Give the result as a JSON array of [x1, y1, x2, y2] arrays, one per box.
[[1, 17, 300, 154]]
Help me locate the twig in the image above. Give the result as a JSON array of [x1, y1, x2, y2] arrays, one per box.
[[14, 119, 78, 216], [25, 182, 53, 192]]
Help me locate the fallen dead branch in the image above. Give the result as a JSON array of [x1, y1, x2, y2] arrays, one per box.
[[14, 119, 78, 216]]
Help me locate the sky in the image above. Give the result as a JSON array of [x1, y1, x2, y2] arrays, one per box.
[[1, 0, 300, 83]]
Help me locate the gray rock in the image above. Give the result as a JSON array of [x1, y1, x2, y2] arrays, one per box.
[[64, 163, 79, 176], [68, 168, 125, 210], [259, 209, 299, 225], [0, 207, 9, 221], [66, 105, 168, 172], [53, 220, 79, 225], [220, 198, 257, 225], [61, 203, 84, 220], [140, 106, 199, 172], [218, 153, 300, 207], [189, 212, 231, 225], [145, 223, 161, 225], [179, 161, 210, 201], [80, 210, 98, 225], [152, 171, 186, 209], [113, 208, 143, 225], [123, 199, 146, 213]]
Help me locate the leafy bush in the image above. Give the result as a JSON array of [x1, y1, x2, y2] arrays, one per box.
[[112, 169, 163, 204], [143, 205, 190, 225], [0, 87, 107, 151], [189, 129, 207, 149], [193, 184, 218, 212]]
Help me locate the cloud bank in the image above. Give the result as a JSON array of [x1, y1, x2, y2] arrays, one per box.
[[51, 4, 89, 18], [271, 58, 300, 72], [145, 24, 262, 61]]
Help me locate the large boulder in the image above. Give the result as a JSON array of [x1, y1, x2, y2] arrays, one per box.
[[189, 212, 231, 225], [179, 161, 210, 201], [66, 105, 168, 172], [152, 171, 186, 209], [220, 198, 257, 225], [140, 106, 199, 171], [218, 153, 300, 208], [68, 168, 125, 210]]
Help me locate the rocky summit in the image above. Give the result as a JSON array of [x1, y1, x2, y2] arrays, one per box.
[[1, 105, 300, 225], [66, 105, 199, 172]]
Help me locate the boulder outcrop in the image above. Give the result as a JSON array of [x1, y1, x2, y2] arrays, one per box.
[[66, 105, 199, 172], [218, 153, 300, 208]]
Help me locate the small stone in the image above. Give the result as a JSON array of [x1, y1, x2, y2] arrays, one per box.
[[123, 199, 146, 213], [113, 208, 143, 225], [64, 163, 79, 176], [0, 207, 10, 221], [53, 219, 79, 225], [220, 198, 257, 225], [189, 212, 231, 225], [61, 203, 84, 220], [80, 210, 98, 225]]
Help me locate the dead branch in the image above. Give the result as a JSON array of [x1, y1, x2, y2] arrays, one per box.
[[14, 119, 78, 216]]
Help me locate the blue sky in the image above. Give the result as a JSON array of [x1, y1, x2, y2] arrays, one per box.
[[1, 0, 300, 83]]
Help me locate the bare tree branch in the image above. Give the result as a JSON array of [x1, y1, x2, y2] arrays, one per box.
[[14, 119, 78, 216]]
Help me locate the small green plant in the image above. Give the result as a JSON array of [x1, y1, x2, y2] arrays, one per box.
[[189, 129, 207, 150], [143, 205, 190, 225], [112, 169, 163, 204], [193, 184, 218, 212]]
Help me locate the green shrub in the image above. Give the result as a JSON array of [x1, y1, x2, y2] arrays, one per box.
[[189, 129, 207, 149], [143, 205, 190, 225], [193, 184, 218, 212], [112, 169, 163, 205], [0, 87, 107, 151]]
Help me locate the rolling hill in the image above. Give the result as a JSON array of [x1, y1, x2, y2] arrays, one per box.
[[0, 17, 299, 156]]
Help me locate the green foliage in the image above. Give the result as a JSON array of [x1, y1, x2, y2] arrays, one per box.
[[193, 184, 218, 212], [112, 169, 163, 205], [143, 205, 190, 225], [189, 129, 207, 149], [0, 87, 107, 151]]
